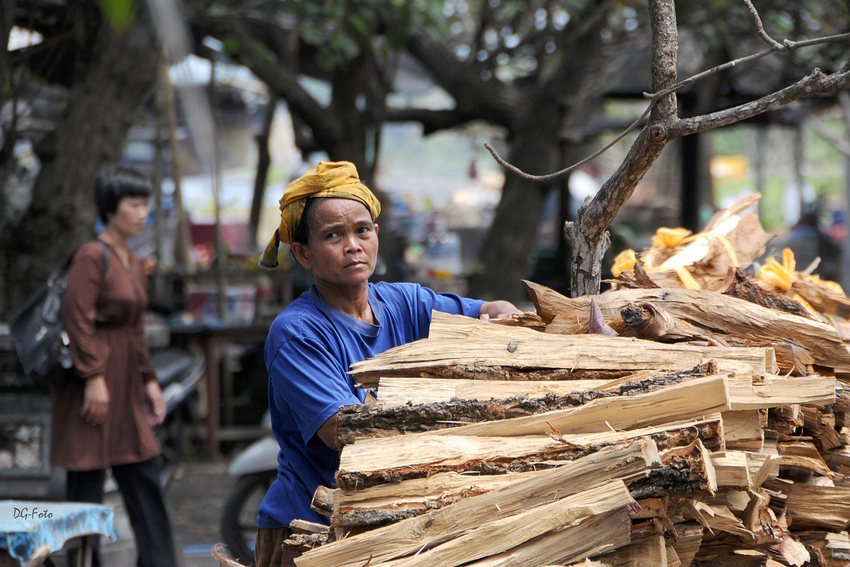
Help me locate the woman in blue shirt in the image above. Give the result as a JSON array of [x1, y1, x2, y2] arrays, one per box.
[[255, 161, 520, 567]]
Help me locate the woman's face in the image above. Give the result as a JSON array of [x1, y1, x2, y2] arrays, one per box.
[[291, 198, 379, 290], [107, 195, 150, 238]]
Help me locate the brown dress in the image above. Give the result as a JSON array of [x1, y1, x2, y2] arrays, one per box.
[[50, 239, 160, 471]]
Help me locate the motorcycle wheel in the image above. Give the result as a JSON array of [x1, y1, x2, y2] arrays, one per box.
[[221, 470, 276, 566]]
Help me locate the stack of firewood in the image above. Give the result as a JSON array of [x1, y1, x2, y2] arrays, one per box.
[[282, 195, 850, 567]]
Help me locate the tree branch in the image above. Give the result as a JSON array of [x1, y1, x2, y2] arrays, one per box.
[[484, 1, 850, 182], [742, 0, 785, 51], [385, 107, 480, 134], [215, 17, 345, 147], [673, 67, 850, 136]]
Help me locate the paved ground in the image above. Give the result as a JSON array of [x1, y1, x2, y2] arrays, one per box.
[[98, 457, 243, 567], [168, 460, 239, 567]]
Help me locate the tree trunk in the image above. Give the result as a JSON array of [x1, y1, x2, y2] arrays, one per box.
[[566, 0, 679, 297], [0, 4, 160, 318], [467, 130, 560, 302]]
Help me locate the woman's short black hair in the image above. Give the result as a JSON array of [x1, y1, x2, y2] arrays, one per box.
[[291, 197, 328, 245], [95, 166, 153, 224]]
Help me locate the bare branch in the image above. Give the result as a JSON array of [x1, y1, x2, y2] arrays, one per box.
[[674, 67, 850, 136], [648, 31, 850, 103], [483, 101, 654, 182], [489, 23, 850, 181], [742, 0, 785, 50]]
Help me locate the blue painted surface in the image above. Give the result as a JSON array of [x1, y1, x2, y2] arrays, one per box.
[[0, 501, 118, 564]]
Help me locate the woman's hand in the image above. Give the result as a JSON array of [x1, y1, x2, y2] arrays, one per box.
[[144, 380, 167, 426], [81, 376, 110, 426], [479, 300, 523, 322]]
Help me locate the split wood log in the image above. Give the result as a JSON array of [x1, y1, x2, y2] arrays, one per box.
[[459, 508, 632, 567], [417, 374, 730, 439], [777, 441, 834, 479], [349, 312, 776, 388], [617, 301, 730, 345], [336, 416, 723, 490], [593, 534, 669, 567], [373, 374, 831, 416], [721, 411, 764, 451], [364, 481, 635, 567], [524, 281, 850, 372], [796, 531, 850, 566], [722, 267, 815, 319], [340, 365, 720, 445], [666, 522, 704, 567], [311, 486, 334, 517], [704, 489, 751, 513], [802, 405, 842, 452], [726, 375, 836, 411], [330, 439, 717, 532], [331, 440, 657, 531], [785, 484, 850, 531], [630, 496, 669, 520], [791, 275, 850, 319], [627, 439, 716, 500], [619, 196, 773, 293], [298, 458, 640, 567], [686, 500, 755, 540], [709, 451, 752, 489], [376, 377, 611, 405]]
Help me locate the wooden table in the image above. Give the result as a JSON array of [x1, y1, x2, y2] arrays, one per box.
[[170, 324, 270, 458]]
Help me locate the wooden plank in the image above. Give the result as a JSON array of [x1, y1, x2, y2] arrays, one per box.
[[337, 416, 723, 490], [524, 281, 850, 372], [349, 312, 775, 388]]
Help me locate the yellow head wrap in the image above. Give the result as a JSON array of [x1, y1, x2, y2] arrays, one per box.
[[259, 161, 382, 269]]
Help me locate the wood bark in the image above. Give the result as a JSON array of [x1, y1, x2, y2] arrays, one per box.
[[301, 451, 642, 567], [416, 374, 730, 439], [330, 439, 722, 532], [364, 481, 635, 567], [524, 282, 850, 372], [341, 364, 718, 445], [336, 416, 723, 490], [722, 268, 814, 319]]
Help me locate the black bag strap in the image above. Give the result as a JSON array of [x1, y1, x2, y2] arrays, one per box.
[[93, 238, 111, 276]]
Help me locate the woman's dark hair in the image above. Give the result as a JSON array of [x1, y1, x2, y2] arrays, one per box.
[[291, 197, 328, 245], [95, 166, 153, 224]]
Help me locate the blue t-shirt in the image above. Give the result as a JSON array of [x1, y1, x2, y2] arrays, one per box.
[[258, 281, 484, 529]]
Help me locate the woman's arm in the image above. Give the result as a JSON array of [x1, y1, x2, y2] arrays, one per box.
[[479, 300, 523, 321]]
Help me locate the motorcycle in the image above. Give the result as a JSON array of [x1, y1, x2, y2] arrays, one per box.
[[150, 345, 205, 488], [220, 411, 278, 566]]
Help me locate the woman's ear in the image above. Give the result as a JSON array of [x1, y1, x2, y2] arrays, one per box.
[[290, 242, 312, 271]]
